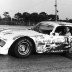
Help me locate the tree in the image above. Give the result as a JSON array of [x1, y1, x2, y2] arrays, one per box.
[[3, 12, 11, 25], [30, 12, 39, 24], [0, 16, 2, 21], [69, 19, 72, 23], [3, 12, 9, 18], [22, 12, 30, 25], [39, 12, 48, 21], [14, 12, 22, 21], [48, 14, 59, 21], [3, 12, 11, 21]]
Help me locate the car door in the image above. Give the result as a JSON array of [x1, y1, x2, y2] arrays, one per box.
[[49, 26, 66, 49]]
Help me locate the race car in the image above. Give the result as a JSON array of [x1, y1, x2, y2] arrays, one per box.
[[0, 21, 72, 58]]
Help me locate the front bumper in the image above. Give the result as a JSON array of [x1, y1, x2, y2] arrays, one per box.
[[0, 38, 14, 55]]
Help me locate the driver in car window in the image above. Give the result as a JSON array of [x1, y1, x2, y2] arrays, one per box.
[[65, 27, 71, 36], [64, 27, 71, 45]]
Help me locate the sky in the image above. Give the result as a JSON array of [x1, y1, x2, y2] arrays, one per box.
[[0, 0, 72, 19]]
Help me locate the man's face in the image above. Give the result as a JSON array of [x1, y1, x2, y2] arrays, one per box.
[[66, 27, 70, 32]]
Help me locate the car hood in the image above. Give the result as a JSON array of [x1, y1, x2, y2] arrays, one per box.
[[0, 29, 44, 39]]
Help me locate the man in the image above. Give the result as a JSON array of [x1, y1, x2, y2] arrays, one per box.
[[65, 27, 71, 36], [65, 27, 71, 46]]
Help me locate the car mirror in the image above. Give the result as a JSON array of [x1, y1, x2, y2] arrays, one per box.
[[50, 32, 55, 36], [55, 33, 59, 36], [52, 33, 55, 35], [50, 33, 59, 36]]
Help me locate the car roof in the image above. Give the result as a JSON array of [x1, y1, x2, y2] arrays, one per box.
[[39, 21, 72, 27]]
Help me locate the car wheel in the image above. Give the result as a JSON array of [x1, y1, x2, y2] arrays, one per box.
[[14, 38, 33, 58]]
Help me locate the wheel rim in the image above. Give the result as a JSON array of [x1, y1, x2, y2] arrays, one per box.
[[18, 40, 30, 55]]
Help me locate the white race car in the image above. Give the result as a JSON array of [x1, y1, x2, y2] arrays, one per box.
[[0, 21, 72, 58]]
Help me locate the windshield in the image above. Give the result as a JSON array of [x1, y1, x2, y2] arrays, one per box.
[[32, 22, 54, 34]]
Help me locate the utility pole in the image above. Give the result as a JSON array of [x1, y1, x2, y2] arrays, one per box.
[[55, 0, 58, 22]]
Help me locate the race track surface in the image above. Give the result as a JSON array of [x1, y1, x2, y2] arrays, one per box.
[[0, 54, 72, 72]]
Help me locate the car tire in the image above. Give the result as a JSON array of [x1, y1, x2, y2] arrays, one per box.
[[14, 38, 33, 58]]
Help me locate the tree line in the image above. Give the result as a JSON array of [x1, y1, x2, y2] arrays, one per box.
[[0, 12, 72, 26]]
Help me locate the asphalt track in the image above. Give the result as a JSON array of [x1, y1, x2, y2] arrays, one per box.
[[0, 54, 72, 72]]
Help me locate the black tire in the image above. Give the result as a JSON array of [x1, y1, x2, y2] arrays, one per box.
[[14, 38, 33, 58]]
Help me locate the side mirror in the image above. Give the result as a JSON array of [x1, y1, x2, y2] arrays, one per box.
[[50, 32, 59, 36], [55, 33, 59, 36], [52, 33, 55, 35], [50, 32, 55, 36]]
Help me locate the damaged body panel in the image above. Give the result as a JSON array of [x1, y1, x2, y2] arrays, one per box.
[[34, 35, 66, 53]]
